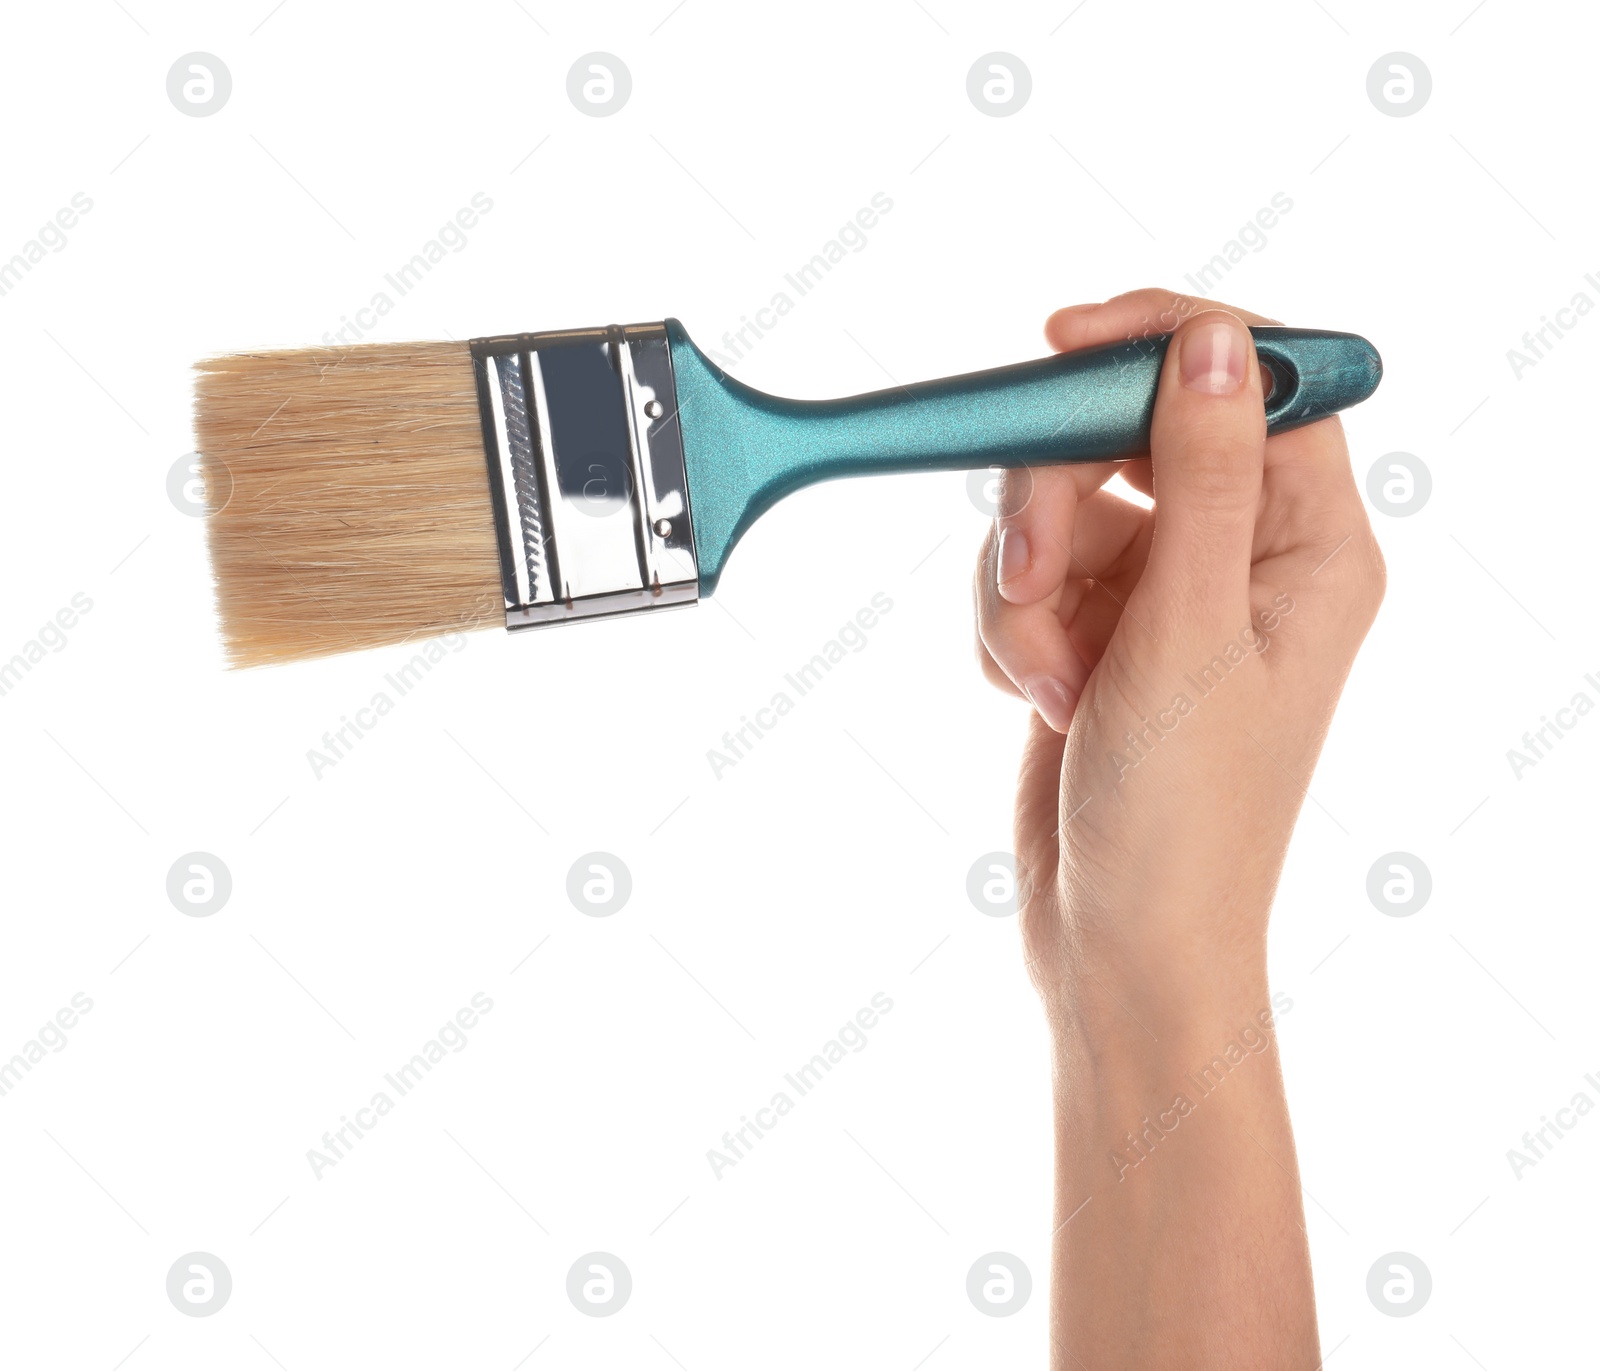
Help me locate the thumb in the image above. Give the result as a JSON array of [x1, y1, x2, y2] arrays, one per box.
[[1141, 309, 1266, 627]]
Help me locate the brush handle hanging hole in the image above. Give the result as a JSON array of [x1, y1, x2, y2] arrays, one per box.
[[1257, 350, 1298, 422]]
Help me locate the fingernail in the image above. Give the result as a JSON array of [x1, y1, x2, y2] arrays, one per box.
[[1023, 676, 1078, 733], [1180, 318, 1248, 395], [997, 526, 1029, 591]]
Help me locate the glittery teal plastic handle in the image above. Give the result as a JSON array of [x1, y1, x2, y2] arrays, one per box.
[[667, 319, 1382, 593]]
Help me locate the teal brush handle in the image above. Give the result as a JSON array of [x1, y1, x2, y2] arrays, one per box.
[[666, 319, 1382, 593]]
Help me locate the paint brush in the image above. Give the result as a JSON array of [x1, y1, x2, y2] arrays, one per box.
[[192, 319, 1381, 666]]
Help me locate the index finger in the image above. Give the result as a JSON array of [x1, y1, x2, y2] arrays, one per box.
[[994, 293, 1221, 608], [997, 288, 1282, 611], [1046, 288, 1358, 501], [1044, 286, 1281, 353]]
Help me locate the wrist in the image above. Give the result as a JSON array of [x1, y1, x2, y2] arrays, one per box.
[[1031, 895, 1269, 1006], [1036, 927, 1278, 1075], [1048, 980, 1290, 1148], [1054, 981, 1284, 1062]]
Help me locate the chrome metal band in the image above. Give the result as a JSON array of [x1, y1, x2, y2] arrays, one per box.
[[469, 323, 700, 629]]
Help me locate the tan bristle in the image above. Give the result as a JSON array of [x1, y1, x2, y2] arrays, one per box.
[[193, 341, 503, 667]]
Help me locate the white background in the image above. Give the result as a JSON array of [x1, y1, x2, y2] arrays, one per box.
[[1, 1, 1595, 1366]]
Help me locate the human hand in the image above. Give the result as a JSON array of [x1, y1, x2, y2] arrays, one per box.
[[973, 286, 1386, 1026], [974, 287, 1385, 1367]]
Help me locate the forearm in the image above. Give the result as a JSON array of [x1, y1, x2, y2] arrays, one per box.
[[1046, 957, 1317, 1369], [975, 292, 1382, 1369]]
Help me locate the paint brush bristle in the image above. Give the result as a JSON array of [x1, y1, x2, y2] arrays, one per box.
[[193, 341, 502, 667]]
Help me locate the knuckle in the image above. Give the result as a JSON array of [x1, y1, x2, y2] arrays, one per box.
[[972, 609, 1032, 699], [1355, 532, 1388, 616], [996, 466, 1036, 522], [1304, 527, 1387, 625], [970, 604, 1019, 695], [1158, 445, 1258, 514], [1016, 884, 1061, 983], [1114, 285, 1197, 332], [972, 527, 997, 590], [1154, 403, 1264, 514], [977, 643, 1019, 695]]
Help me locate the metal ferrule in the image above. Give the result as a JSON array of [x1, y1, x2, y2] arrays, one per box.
[[469, 323, 699, 630]]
